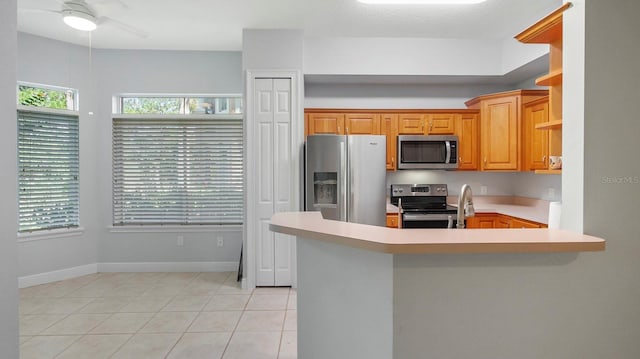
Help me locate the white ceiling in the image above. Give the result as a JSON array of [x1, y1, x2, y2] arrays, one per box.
[[17, 0, 562, 51]]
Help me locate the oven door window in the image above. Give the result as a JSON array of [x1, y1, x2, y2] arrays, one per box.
[[401, 141, 446, 163]]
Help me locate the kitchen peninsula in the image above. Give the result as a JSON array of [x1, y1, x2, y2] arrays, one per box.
[[270, 212, 605, 359]]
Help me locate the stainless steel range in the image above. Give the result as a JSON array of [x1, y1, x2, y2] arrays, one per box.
[[390, 184, 461, 229]]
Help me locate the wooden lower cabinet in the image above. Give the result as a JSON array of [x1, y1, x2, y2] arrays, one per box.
[[386, 213, 399, 228], [466, 213, 545, 229], [465, 213, 496, 228]]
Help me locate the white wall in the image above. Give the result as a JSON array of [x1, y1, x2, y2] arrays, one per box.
[[304, 83, 508, 109], [16, 33, 244, 275], [0, 0, 20, 356], [562, 0, 585, 232]]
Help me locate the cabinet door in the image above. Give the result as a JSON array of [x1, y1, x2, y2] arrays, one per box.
[[386, 214, 399, 228], [425, 113, 456, 134], [510, 217, 542, 228], [398, 114, 425, 135], [344, 114, 380, 135], [481, 96, 520, 171], [466, 214, 496, 228], [381, 114, 398, 170], [524, 99, 549, 170], [455, 113, 479, 170], [307, 113, 345, 135], [495, 215, 511, 228]]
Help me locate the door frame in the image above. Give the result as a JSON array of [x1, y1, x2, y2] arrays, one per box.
[[244, 70, 303, 289]]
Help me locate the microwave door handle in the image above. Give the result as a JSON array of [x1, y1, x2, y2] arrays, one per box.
[[445, 141, 451, 164]]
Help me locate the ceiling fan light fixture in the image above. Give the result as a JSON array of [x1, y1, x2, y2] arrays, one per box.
[[358, 0, 486, 4], [62, 9, 97, 31]]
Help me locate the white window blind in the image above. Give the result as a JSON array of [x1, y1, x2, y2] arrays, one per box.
[[18, 110, 80, 232], [112, 117, 243, 225]]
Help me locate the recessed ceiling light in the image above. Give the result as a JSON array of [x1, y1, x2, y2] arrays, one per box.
[[358, 0, 486, 4]]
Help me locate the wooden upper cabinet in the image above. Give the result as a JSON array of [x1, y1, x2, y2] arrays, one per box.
[[524, 97, 550, 171], [466, 90, 548, 172], [398, 114, 425, 135], [455, 113, 479, 170], [307, 113, 345, 135], [425, 113, 456, 135], [480, 95, 520, 171], [381, 114, 398, 171], [344, 114, 381, 135]]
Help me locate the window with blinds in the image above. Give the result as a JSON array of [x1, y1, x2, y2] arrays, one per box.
[[112, 117, 243, 225], [17, 110, 80, 232]]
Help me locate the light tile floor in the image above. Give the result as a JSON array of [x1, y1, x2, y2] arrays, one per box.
[[19, 272, 297, 359]]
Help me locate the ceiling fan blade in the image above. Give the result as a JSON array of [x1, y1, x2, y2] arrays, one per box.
[[90, 0, 129, 10], [19, 8, 62, 15], [99, 16, 148, 38]]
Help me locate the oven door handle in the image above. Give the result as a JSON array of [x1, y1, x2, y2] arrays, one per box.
[[402, 213, 455, 221]]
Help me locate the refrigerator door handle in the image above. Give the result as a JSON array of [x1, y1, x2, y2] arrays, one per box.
[[340, 141, 348, 222]]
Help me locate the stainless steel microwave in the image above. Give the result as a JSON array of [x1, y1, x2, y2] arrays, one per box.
[[397, 135, 459, 170]]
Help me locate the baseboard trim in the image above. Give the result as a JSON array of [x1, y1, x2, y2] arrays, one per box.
[[97, 261, 239, 273], [19, 261, 239, 288], [19, 263, 98, 288]]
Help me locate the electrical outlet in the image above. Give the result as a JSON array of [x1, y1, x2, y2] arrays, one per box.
[[176, 235, 184, 246], [480, 185, 488, 195], [548, 188, 555, 199], [217, 237, 224, 247]]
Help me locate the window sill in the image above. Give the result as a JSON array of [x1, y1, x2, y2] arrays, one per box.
[[18, 227, 85, 242], [108, 224, 243, 233]]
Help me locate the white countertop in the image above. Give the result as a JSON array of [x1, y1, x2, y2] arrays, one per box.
[[270, 212, 605, 254], [387, 196, 551, 224]]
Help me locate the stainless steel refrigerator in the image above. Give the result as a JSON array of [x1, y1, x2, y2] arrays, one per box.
[[305, 135, 386, 227]]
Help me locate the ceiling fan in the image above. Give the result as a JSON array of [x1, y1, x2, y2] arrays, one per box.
[[21, 0, 148, 38]]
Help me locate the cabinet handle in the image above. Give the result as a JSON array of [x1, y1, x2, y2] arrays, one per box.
[[484, 157, 487, 164], [338, 126, 341, 133], [391, 157, 395, 167], [346, 127, 349, 134], [542, 155, 546, 162], [459, 156, 462, 162]]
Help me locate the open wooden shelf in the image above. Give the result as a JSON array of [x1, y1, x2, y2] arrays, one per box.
[[536, 69, 563, 86], [515, 3, 571, 44], [535, 120, 563, 130], [535, 169, 562, 175]]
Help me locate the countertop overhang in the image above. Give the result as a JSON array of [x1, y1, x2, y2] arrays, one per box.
[[269, 212, 606, 254]]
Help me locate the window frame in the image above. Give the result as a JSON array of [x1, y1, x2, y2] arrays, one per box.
[[17, 81, 79, 112]]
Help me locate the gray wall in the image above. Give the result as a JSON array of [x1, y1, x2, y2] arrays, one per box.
[[92, 47, 243, 265], [16, 33, 244, 274], [17, 33, 99, 277], [0, 0, 20, 356], [581, 0, 640, 354]]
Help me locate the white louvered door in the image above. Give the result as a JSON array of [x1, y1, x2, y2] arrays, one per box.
[[255, 78, 294, 286]]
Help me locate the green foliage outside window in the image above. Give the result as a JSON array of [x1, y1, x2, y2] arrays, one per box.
[[122, 97, 182, 114], [18, 85, 74, 110]]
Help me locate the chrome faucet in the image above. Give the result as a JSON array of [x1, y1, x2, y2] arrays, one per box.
[[456, 184, 475, 229]]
